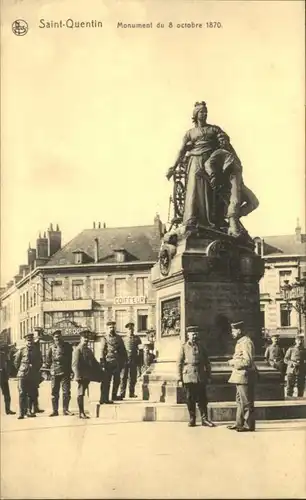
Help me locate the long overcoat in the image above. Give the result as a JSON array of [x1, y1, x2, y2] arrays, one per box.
[[178, 341, 211, 384]]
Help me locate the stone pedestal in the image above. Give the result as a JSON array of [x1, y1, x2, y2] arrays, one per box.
[[140, 227, 284, 402]]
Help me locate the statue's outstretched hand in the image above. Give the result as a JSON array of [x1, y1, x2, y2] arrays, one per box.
[[166, 167, 175, 180]]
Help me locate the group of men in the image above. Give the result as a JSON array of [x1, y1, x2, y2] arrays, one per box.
[[1, 320, 305, 428], [178, 321, 306, 431], [0, 320, 143, 419], [264, 333, 306, 398]]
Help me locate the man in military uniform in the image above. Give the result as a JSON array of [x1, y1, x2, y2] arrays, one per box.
[[100, 320, 127, 404], [46, 329, 73, 416], [264, 334, 285, 378], [72, 330, 101, 419], [228, 321, 257, 432], [178, 326, 215, 427], [284, 335, 306, 398], [0, 343, 16, 415], [14, 332, 43, 419], [119, 322, 142, 399], [30, 328, 45, 414]]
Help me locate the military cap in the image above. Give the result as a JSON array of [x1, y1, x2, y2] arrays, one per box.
[[125, 321, 135, 328], [106, 320, 116, 326], [186, 326, 199, 333], [231, 321, 244, 329], [79, 329, 91, 338], [24, 332, 34, 339], [51, 329, 62, 336], [295, 334, 304, 340], [270, 333, 280, 338]]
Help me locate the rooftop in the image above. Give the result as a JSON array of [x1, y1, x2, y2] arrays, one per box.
[[261, 234, 306, 257], [46, 218, 163, 266]]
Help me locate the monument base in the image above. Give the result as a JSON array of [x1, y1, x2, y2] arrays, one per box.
[[137, 357, 285, 404]]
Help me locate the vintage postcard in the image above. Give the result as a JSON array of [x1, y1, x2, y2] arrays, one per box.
[[1, 0, 305, 499]]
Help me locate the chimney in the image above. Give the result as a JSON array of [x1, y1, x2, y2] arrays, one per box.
[[94, 238, 99, 263], [27, 246, 37, 268], [103, 223, 106, 228], [93, 222, 96, 228], [295, 218, 302, 243], [98, 222, 101, 229], [154, 213, 163, 237], [36, 232, 48, 259], [47, 223, 62, 257]]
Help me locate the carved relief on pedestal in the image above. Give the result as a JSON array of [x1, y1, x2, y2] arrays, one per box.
[[161, 297, 181, 337]]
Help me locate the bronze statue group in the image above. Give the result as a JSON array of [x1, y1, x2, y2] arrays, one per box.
[[1, 101, 305, 426]]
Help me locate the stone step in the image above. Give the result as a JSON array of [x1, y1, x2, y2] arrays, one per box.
[[90, 399, 306, 422]]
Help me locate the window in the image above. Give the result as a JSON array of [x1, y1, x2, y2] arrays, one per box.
[[73, 311, 87, 327], [20, 322, 23, 338], [280, 304, 291, 327], [136, 277, 148, 296], [52, 312, 65, 324], [279, 270, 292, 288], [72, 280, 84, 299], [33, 286, 37, 306], [20, 296, 22, 313], [115, 278, 126, 297], [92, 310, 105, 333], [52, 281, 65, 300], [26, 318, 29, 333], [74, 252, 83, 264], [22, 294, 25, 312], [260, 305, 265, 330], [30, 291, 33, 308], [30, 317, 33, 330], [33, 316, 36, 327], [115, 309, 128, 333], [26, 292, 29, 310], [36, 314, 40, 327], [93, 279, 105, 300], [44, 313, 53, 327], [137, 310, 148, 332]]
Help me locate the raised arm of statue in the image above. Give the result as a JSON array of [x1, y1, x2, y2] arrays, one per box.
[[166, 132, 191, 180]]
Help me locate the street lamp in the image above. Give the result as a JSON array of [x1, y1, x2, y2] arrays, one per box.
[[280, 272, 306, 333]]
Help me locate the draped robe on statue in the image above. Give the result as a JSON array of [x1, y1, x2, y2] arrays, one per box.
[[181, 124, 233, 227]]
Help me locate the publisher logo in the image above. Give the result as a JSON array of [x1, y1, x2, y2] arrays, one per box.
[[12, 19, 28, 36]]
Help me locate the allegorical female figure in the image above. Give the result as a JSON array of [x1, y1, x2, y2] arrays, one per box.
[[167, 101, 258, 238]]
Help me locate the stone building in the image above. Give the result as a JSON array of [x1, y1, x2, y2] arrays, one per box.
[[0, 216, 164, 357], [255, 220, 306, 346]]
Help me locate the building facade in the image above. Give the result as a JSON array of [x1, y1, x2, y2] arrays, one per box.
[[0, 216, 164, 358], [256, 220, 306, 346], [1, 217, 305, 355]]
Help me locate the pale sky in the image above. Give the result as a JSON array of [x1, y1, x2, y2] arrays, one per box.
[[1, 0, 305, 285]]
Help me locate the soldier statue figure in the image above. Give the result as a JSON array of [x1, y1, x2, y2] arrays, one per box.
[[166, 101, 259, 238]]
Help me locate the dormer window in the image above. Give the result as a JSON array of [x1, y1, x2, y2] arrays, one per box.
[[114, 248, 127, 263], [254, 237, 263, 257], [72, 249, 85, 265]]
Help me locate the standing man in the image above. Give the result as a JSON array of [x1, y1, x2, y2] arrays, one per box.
[[14, 332, 43, 419], [228, 321, 257, 432], [100, 320, 127, 404], [119, 322, 142, 399], [31, 328, 45, 414], [72, 330, 101, 419], [284, 335, 306, 398], [46, 329, 73, 417], [177, 326, 215, 427], [0, 343, 16, 415], [264, 334, 285, 378]]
